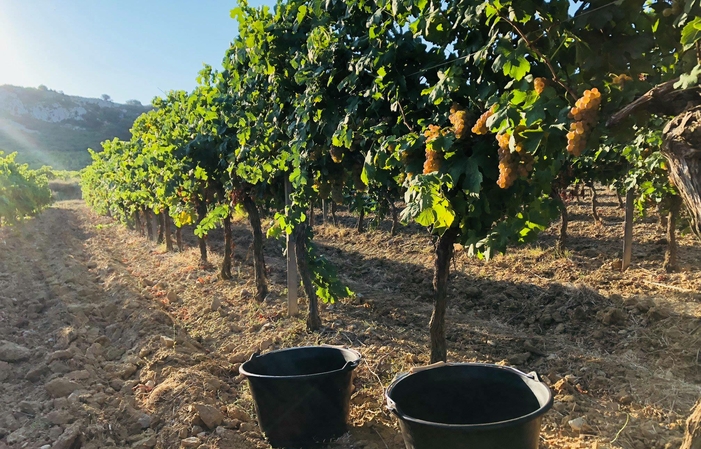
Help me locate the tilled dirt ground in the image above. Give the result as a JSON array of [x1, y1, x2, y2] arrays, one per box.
[[0, 191, 699, 449]]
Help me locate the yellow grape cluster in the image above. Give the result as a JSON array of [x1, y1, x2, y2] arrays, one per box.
[[423, 124, 444, 174], [566, 88, 601, 157], [472, 105, 497, 135], [496, 132, 534, 189], [611, 73, 633, 86], [449, 104, 469, 139], [330, 147, 344, 163], [663, 0, 683, 16], [534, 77, 547, 95]]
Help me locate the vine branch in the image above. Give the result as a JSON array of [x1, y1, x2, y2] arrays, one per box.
[[397, 100, 416, 132], [500, 15, 578, 102]]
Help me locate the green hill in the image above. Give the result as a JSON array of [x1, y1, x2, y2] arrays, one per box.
[[0, 85, 150, 170]]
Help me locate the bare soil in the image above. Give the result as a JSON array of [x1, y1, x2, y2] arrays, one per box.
[[0, 189, 699, 449]]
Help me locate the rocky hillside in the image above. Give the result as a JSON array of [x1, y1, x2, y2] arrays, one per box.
[[0, 85, 150, 170]]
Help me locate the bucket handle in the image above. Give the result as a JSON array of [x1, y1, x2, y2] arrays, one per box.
[[320, 344, 361, 372], [508, 366, 542, 383]]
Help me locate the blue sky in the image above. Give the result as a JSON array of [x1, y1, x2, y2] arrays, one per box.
[[0, 0, 272, 104]]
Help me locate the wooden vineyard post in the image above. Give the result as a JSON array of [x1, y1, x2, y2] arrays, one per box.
[[322, 199, 328, 223], [622, 188, 634, 271], [285, 178, 299, 317]]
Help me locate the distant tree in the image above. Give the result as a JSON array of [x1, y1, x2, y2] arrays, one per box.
[[37, 85, 48, 91], [125, 99, 142, 106], [101, 94, 112, 102]]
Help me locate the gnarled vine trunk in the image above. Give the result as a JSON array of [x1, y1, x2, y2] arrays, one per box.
[[663, 195, 682, 272], [681, 399, 701, 449], [429, 227, 459, 363], [587, 182, 601, 223], [331, 202, 338, 226], [196, 201, 208, 263], [220, 215, 233, 280], [176, 227, 183, 252], [390, 199, 399, 236], [553, 190, 568, 254], [164, 208, 173, 252], [243, 195, 267, 302], [662, 106, 701, 239], [157, 212, 165, 244], [295, 223, 321, 331], [144, 209, 154, 241]]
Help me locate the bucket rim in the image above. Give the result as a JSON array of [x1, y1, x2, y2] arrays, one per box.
[[385, 362, 553, 431], [239, 345, 362, 380]]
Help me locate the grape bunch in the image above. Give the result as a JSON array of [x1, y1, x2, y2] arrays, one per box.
[[663, 0, 683, 16], [330, 147, 344, 163], [449, 104, 469, 139], [472, 105, 497, 135], [611, 73, 632, 86], [566, 88, 601, 157], [534, 77, 547, 95], [423, 124, 443, 174], [496, 131, 534, 189]]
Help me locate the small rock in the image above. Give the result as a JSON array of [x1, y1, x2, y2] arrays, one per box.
[[506, 352, 531, 365], [0, 361, 10, 381], [132, 433, 157, 448], [239, 289, 251, 299], [40, 445, 51, 449], [51, 423, 81, 449], [228, 353, 248, 363], [46, 409, 74, 426], [137, 414, 152, 429], [647, 306, 670, 321], [210, 297, 221, 312], [110, 378, 125, 391], [161, 336, 176, 348], [554, 323, 566, 334], [18, 401, 39, 415], [66, 370, 91, 381], [636, 297, 655, 313], [194, 404, 225, 429], [240, 422, 258, 433], [259, 339, 273, 351], [45, 378, 81, 398], [47, 350, 73, 363], [85, 343, 103, 358], [0, 340, 31, 362], [568, 416, 587, 432], [600, 307, 626, 325], [180, 437, 200, 448], [618, 394, 633, 405], [226, 406, 251, 422], [167, 291, 179, 303], [25, 364, 50, 382]]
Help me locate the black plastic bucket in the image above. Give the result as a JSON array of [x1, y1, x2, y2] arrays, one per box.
[[239, 346, 361, 448], [386, 362, 553, 449]]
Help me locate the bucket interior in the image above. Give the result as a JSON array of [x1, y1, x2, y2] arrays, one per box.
[[242, 347, 359, 377], [389, 365, 549, 425]]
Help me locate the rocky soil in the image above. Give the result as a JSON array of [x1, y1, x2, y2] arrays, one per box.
[[0, 191, 699, 449]]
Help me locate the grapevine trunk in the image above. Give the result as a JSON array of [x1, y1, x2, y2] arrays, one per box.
[[664, 195, 682, 272], [221, 215, 233, 280], [196, 201, 208, 263], [164, 208, 173, 252], [429, 227, 458, 363], [681, 399, 701, 449], [294, 223, 321, 331], [662, 107, 701, 239], [176, 227, 183, 252], [243, 195, 267, 302], [157, 212, 165, 244]]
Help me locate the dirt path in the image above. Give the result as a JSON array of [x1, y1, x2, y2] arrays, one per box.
[[0, 196, 699, 449]]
